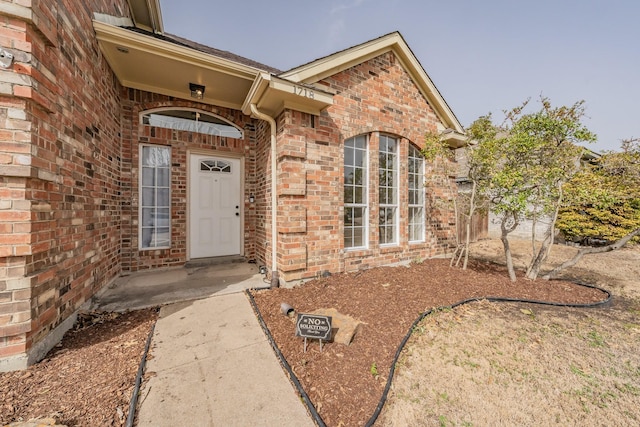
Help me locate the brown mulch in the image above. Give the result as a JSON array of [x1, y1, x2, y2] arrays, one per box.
[[250, 258, 608, 427], [0, 309, 158, 426]]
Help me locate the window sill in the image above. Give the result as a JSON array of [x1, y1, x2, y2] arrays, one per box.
[[139, 246, 171, 251], [344, 248, 373, 258], [380, 245, 402, 254]]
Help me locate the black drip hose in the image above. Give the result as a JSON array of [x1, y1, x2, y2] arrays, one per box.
[[246, 282, 611, 427], [126, 320, 157, 427], [364, 281, 611, 426]]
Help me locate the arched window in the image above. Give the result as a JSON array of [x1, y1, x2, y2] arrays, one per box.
[[141, 108, 243, 139], [343, 133, 426, 250]]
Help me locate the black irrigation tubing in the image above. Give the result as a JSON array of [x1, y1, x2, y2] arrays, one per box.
[[246, 282, 611, 427], [126, 318, 157, 427], [364, 281, 612, 427], [246, 289, 327, 427]]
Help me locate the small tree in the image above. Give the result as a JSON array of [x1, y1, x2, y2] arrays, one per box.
[[455, 116, 501, 268], [471, 97, 596, 281], [423, 117, 499, 270], [421, 132, 460, 257]]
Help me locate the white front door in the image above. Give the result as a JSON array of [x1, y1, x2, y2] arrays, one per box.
[[189, 154, 241, 258]]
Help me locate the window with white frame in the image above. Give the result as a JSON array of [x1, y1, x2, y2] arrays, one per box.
[[408, 144, 425, 242], [378, 135, 398, 245], [142, 109, 243, 139], [344, 135, 368, 249], [140, 145, 171, 249]]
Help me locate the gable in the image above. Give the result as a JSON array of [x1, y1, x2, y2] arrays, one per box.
[[279, 32, 465, 144], [320, 50, 442, 145]]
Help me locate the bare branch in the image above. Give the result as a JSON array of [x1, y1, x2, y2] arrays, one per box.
[[542, 227, 640, 279]]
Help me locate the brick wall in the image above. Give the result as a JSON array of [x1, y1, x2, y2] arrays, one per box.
[[0, 0, 130, 366], [276, 51, 457, 282], [253, 117, 273, 271]]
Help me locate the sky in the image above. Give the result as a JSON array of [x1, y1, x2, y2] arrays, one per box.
[[158, 0, 639, 153]]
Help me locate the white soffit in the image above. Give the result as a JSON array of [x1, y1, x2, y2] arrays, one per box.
[[93, 21, 260, 110]]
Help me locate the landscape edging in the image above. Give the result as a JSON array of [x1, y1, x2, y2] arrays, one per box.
[[246, 281, 612, 427]]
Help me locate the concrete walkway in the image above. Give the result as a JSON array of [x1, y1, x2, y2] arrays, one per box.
[[93, 263, 314, 426]]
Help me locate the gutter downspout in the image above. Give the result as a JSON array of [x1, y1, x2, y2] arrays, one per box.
[[250, 104, 279, 287]]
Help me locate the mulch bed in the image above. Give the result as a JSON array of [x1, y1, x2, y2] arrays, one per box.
[[251, 258, 608, 427], [0, 309, 158, 426]]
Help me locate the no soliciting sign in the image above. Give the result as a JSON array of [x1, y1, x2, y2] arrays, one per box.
[[296, 314, 332, 341]]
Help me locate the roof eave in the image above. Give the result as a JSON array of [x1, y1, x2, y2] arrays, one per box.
[[94, 21, 261, 78], [242, 73, 334, 117], [441, 130, 468, 148], [94, 21, 261, 110]]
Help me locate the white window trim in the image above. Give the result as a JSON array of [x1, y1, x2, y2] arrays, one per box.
[[139, 144, 171, 250], [408, 144, 426, 243], [344, 135, 369, 250], [379, 135, 399, 246], [140, 107, 244, 139]]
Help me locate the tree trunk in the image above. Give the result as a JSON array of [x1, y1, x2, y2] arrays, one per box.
[[500, 213, 518, 282], [462, 181, 477, 270], [526, 183, 563, 280], [529, 194, 540, 272], [526, 229, 552, 280], [450, 244, 464, 267], [543, 227, 640, 280]]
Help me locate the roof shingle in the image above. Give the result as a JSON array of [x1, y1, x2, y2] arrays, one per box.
[[124, 27, 282, 74]]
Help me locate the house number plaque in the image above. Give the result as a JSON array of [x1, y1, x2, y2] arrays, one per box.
[[292, 85, 315, 99]]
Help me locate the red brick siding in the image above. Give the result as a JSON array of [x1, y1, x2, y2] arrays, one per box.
[[0, 0, 459, 363], [0, 0, 130, 360], [252, 118, 272, 271]]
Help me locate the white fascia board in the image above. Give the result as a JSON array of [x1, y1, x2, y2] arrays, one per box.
[[241, 73, 271, 115], [280, 33, 401, 82]]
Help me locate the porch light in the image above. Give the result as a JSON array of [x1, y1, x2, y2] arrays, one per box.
[[249, 194, 255, 203], [189, 83, 205, 99]]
